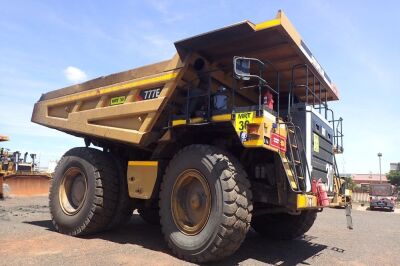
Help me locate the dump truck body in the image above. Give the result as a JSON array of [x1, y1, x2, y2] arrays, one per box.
[[32, 11, 338, 147], [32, 11, 345, 262], [32, 57, 184, 146]]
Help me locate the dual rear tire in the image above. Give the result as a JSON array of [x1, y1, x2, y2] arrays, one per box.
[[49, 147, 132, 236]]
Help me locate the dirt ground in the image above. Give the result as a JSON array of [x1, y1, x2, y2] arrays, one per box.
[[1, 197, 399, 266]]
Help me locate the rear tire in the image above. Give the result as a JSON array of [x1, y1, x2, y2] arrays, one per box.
[[49, 147, 119, 236], [106, 154, 134, 229], [159, 145, 252, 263], [252, 210, 317, 240]]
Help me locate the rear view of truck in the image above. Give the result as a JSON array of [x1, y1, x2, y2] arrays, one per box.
[[369, 184, 396, 211], [32, 10, 346, 262]]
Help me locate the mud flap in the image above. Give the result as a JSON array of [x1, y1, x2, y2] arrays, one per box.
[[345, 204, 353, 230]]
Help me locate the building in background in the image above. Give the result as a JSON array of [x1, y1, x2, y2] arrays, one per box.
[[352, 173, 388, 185], [390, 163, 400, 171]]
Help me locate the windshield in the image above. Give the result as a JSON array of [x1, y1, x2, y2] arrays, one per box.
[[370, 184, 393, 196]]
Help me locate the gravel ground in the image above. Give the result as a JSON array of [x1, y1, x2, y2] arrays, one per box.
[[0, 197, 399, 266]]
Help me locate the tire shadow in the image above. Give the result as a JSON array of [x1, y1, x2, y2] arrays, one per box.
[[212, 232, 328, 266], [26, 214, 333, 265]]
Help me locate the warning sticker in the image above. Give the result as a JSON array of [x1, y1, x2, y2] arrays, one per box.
[[110, 96, 126, 106], [270, 133, 286, 152], [313, 133, 320, 153]]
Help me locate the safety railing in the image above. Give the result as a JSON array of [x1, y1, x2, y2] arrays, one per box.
[[289, 64, 329, 120], [167, 67, 231, 126], [233, 56, 280, 119]]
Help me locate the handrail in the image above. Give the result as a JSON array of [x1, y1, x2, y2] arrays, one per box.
[[280, 121, 311, 192], [326, 108, 344, 152], [290, 64, 329, 120], [232, 56, 280, 120]]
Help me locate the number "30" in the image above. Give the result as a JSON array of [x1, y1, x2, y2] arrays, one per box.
[[238, 120, 249, 131]]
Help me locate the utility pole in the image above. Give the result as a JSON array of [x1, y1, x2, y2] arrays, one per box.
[[377, 152, 382, 183]]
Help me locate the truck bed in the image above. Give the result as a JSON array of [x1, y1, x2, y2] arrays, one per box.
[[32, 55, 185, 146], [32, 10, 338, 147]]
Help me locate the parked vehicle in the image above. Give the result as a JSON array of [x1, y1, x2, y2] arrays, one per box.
[[31, 10, 345, 262], [369, 184, 396, 211]]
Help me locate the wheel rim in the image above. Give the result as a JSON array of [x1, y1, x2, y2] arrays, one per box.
[[59, 167, 88, 215], [171, 169, 211, 235]]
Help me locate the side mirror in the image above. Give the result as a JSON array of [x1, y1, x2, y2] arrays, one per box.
[[233, 57, 251, 81]]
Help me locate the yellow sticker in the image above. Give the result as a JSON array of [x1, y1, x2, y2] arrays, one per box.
[[313, 133, 319, 153], [235, 112, 254, 132], [110, 96, 126, 106]]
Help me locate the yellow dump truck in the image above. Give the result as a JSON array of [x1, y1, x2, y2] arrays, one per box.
[[32, 11, 345, 262]]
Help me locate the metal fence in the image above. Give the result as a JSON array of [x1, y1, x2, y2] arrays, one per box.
[[352, 192, 369, 203]]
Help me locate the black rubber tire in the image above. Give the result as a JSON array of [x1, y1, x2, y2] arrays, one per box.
[[252, 210, 317, 240], [159, 144, 253, 263], [138, 207, 160, 225], [49, 147, 119, 236], [106, 154, 134, 229]]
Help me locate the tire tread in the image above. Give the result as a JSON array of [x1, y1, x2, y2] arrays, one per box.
[[49, 147, 119, 236], [159, 144, 252, 263]]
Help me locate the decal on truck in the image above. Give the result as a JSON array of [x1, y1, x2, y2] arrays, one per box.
[[313, 133, 320, 153], [326, 163, 334, 192], [270, 133, 286, 152], [110, 96, 126, 106], [139, 87, 162, 100], [235, 112, 254, 132]]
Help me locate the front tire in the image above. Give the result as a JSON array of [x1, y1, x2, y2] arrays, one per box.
[[252, 210, 317, 240], [49, 147, 119, 236], [159, 145, 252, 263]]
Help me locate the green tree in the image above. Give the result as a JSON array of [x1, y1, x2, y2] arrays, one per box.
[[387, 170, 400, 186], [345, 176, 356, 190]]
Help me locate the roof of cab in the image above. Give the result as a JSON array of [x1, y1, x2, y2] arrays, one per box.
[[175, 10, 339, 101]]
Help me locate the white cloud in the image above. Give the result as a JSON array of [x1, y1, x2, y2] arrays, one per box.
[[64, 66, 87, 83]]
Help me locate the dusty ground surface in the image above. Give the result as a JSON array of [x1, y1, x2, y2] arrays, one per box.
[[0, 197, 399, 266]]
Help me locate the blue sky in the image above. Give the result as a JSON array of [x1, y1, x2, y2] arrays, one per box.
[[0, 0, 399, 174]]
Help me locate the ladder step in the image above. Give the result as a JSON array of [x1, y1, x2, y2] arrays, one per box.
[[294, 160, 301, 164], [288, 128, 295, 134], [298, 176, 304, 180], [291, 144, 298, 149]]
